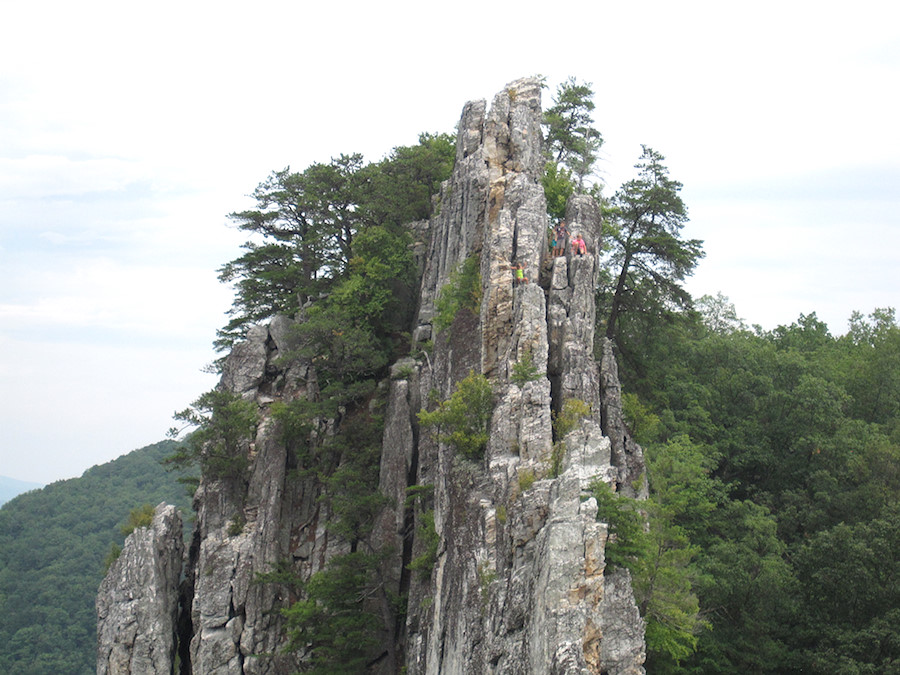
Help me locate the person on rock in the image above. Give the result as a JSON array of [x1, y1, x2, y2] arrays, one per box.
[[506, 262, 528, 285], [553, 221, 568, 257], [572, 233, 587, 256]]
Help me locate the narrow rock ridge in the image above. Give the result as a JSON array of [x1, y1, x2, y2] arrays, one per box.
[[96, 77, 647, 674], [401, 77, 646, 674], [96, 503, 183, 675], [185, 315, 319, 675]]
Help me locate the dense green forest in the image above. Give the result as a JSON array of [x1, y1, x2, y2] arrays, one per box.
[[0, 441, 191, 675], [607, 301, 900, 674], [550, 76, 900, 671]]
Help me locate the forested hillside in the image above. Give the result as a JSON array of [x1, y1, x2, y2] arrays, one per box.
[[0, 441, 191, 675], [605, 299, 900, 673]]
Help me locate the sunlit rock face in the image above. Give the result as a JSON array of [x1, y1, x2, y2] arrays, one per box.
[[96, 77, 646, 675], [403, 77, 645, 675]]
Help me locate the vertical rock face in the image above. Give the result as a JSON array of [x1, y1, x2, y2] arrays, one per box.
[[184, 316, 321, 675], [403, 77, 645, 674], [96, 503, 183, 675], [97, 77, 647, 674], [599, 337, 648, 500]]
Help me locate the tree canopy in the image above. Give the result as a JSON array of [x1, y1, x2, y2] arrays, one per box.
[[599, 145, 704, 349], [616, 304, 900, 673], [216, 133, 455, 349], [543, 76, 603, 189]]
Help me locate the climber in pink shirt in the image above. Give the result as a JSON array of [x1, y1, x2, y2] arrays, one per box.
[[572, 233, 587, 256]]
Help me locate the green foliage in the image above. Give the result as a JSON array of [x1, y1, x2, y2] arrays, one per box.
[[274, 395, 387, 548], [600, 145, 704, 345], [218, 154, 363, 346], [120, 503, 155, 536], [543, 76, 603, 188], [510, 348, 541, 386], [478, 560, 498, 609], [615, 303, 900, 673], [548, 442, 566, 478], [418, 371, 493, 460], [204, 133, 458, 673], [280, 552, 384, 674], [622, 392, 662, 446], [356, 132, 456, 229], [696, 292, 746, 334], [845, 307, 900, 424], [433, 255, 482, 333], [167, 389, 258, 481], [542, 160, 575, 222], [260, 389, 394, 671], [405, 484, 438, 581], [592, 437, 711, 669], [102, 543, 122, 574], [0, 441, 191, 675], [217, 133, 455, 349], [270, 397, 324, 474], [407, 509, 439, 580], [227, 513, 245, 536], [403, 483, 434, 508], [294, 223, 418, 398], [517, 467, 536, 492], [591, 481, 648, 569], [793, 506, 900, 672], [552, 398, 592, 439], [259, 397, 393, 671], [320, 411, 388, 548], [392, 364, 415, 380]]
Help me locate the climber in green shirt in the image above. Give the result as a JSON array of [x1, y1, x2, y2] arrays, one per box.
[[506, 262, 528, 285]]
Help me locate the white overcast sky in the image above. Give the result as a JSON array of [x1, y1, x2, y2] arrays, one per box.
[[2, 1, 898, 484]]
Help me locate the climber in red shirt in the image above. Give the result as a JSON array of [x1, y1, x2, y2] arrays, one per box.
[[572, 233, 587, 256]]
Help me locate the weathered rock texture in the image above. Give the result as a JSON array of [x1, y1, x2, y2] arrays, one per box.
[[184, 316, 320, 675], [96, 77, 646, 674], [404, 77, 645, 675], [96, 503, 183, 674]]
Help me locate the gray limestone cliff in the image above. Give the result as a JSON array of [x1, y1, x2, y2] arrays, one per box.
[[96, 77, 646, 674], [401, 77, 645, 675], [96, 503, 183, 674]]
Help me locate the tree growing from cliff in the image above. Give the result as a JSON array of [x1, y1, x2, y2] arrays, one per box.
[[592, 435, 712, 669], [216, 136, 454, 673], [217, 134, 455, 349], [356, 132, 455, 229], [433, 254, 482, 333], [219, 155, 362, 342], [418, 371, 494, 460], [600, 146, 704, 346], [543, 77, 603, 189], [166, 389, 259, 481]]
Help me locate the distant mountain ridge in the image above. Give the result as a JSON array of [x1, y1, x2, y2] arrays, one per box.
[[0, 475, 43, 507]]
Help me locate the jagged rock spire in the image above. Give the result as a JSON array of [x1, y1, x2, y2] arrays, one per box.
[[96, 503, 183, 675], [96, 78, 647, 675], [403, 77, 646, 674]]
